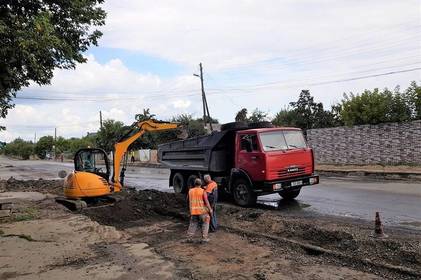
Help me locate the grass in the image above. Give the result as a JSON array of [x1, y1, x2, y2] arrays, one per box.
[[12, 207, 39, 222]]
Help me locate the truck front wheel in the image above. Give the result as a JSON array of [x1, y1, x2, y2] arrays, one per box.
[[172, 173, 185, 194], [279, 188, 301, 200], [232, 178, 257, 207]]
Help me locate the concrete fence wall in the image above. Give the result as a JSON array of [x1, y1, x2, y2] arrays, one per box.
[[306, 120, 421, 165], [131, 149, 159, 164]]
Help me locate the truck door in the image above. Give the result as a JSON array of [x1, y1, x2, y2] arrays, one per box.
[[236, 133, 265, 181]]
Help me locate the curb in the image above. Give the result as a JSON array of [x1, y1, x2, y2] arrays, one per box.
[[127, 163, 421, 181], [317, 170, 421, 181], [127, 163, 165, 169]]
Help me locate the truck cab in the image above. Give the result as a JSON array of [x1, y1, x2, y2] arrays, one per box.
[[232, 128, 318, 206], [158, 122, 319, 207]]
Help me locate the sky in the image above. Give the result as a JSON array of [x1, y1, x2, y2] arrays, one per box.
[[1, 0, 420, 142]]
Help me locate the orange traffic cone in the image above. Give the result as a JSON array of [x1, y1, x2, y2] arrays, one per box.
[[372, 212, 387, 238]]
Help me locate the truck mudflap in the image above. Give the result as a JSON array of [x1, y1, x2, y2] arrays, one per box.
[[257, 175, 319, 195]]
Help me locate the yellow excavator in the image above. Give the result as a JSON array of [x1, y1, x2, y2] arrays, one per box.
[[56, 119, 178, 210]]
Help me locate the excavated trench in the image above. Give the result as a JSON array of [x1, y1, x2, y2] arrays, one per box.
[[81, 188, 421, 279], [1, 179, 420, 279]]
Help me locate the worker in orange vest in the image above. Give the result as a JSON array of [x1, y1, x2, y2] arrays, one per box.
[[204, 174, 218, 232], [187, 178, 213, 243]]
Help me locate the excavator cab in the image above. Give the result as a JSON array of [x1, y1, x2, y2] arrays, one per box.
[[74, 148, 110, 181]]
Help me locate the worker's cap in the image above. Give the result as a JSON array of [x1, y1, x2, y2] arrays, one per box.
[[194, 178, 202, 186]]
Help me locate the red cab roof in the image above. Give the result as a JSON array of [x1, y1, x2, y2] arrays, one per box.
[[238, 127, 302, 133]]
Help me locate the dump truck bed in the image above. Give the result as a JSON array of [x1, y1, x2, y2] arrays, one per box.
[[158, 130, 236, 172]]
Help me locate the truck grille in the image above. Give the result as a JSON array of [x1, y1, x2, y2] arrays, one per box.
[[277, 166, 307, 179]]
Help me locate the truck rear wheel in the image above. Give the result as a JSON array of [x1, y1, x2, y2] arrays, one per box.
[[172, 173, 185, 193], [279, 188, 301, 200], [232, 178, 257, 207]]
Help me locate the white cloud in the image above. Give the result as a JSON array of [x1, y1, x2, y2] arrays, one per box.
[[0, 56, 203, 142], [101, 0, 420, 69], [1, 0, 420, 141], [172, 99, 191, 110]]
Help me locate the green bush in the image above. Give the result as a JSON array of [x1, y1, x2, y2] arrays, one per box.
[[34, 136, 53, 159], [3, 138, 34, 160]]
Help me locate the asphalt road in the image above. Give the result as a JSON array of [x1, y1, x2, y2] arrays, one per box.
[[1, 157, 420, 230]]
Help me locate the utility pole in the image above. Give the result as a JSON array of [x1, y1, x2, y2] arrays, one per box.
[[194, 63, 213, 131], [54, 127, 57, 160], [99, 110, 103, 129], [34, 132, 36, 144]]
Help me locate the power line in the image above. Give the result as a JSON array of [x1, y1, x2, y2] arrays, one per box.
[[209, 62, 421, 92], [218, 42, 420, 78], [206, 67, 421, 98], [217, 28, 421, 71], [13, 66, 421, 103], [307, 67, 421, 87], [17, 60, 421, 101]]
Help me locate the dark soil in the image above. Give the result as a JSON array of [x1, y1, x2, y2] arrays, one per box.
[[0, 177, 63, 195], [83, 189, 188, 229], [2, 178, 420, 279], [82, 187, 421, 276], [218, 204, 421, 272]]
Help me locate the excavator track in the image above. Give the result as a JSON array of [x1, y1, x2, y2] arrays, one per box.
[[55, 196, 121, 211]]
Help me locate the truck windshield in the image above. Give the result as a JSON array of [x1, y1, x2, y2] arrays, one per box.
[[260, 130, 307, 151]]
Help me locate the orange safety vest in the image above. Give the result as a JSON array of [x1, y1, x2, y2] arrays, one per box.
[[189, 187, 208, 215], [205, 181, 218, 193]]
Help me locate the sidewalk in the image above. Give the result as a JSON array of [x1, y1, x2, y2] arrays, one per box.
[[316, 164, 421, 181]]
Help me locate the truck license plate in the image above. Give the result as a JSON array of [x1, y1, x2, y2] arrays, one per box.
[[291, 180, 303, 187]]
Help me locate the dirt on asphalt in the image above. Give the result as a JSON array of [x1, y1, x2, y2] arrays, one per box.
[[1, 179, 420, 280], [0, 177, 63, 195]]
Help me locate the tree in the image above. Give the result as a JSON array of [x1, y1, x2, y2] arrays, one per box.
[[3, 138, 34, 160], [96, 119, 126, 153], [234, 108, 268, 123], [197, 116, 219, 124], [0, 1, 106, 122], [340, 87, 413, 126], [287, 90, 338, 130], [135, 108, 155, 122], [235, 108, 248, 122], [34, 135, 53, 159], [404, 81, 421, 119], [172, 114, 207, 138], [67, 135, 96, 155], [248, 108, 268, 122], [131, 113, 209, 150], [55, 136, 70, 154], [272, 109, 297, 127]]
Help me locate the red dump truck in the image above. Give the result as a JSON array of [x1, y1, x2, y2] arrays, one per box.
[[158, 122, 319, 206]]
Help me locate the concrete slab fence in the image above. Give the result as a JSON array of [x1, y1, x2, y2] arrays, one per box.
[[306, 120, 421, 165]]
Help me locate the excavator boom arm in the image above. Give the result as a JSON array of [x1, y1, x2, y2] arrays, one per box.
[[112, 120, 178, 190]]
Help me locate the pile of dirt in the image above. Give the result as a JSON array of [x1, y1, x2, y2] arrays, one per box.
[[83, 189, 187, 229], [0, 177, 63, 195], [82, 189, 421, 274], [218, 205, 421, 272]]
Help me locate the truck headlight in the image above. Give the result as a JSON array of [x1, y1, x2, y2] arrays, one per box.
[[273, 183, 282, 190], [309, 177, 318, 184]]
